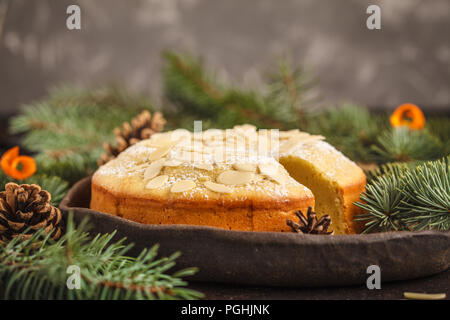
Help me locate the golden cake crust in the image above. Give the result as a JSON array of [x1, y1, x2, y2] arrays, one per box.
[[91, 181, 314, 232]]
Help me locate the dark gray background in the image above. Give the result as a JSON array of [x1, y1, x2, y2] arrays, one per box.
[[0, 0, 449, 117]]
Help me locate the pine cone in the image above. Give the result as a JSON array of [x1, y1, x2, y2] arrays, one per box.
[[287, 207, 334, 235], [98, 110, 166, 165], [0, 183, 63, 242]]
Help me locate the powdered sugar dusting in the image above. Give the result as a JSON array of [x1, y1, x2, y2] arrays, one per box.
[[95, 125, 359, 199]]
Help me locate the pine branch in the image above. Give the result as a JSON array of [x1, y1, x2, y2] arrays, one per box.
[[163, 51, 223, 125], [355, 157, 450, 233], [9, 86, 155, 183], [219, 90, 285, 129], [0, 214, 203, 300], [355, 163, 410, 233], [364, 160, 421, 183], [307, 104, 385, 162], [266, 58, 323, 128], [371, 126, 444, 162], [163, 51, 271, 129], [163, 51, 315, 130], [426, 116, 450, 155], [400, 157, 450, 231], [46, 85, 154, 111]]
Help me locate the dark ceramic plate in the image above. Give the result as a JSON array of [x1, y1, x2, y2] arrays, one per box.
[[60, 177, 450, 287]]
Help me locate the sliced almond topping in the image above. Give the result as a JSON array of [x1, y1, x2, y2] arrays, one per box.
[[143, 159, 164, 180], [278, 129, 300, 139], [164, 159, 182, 167], [204, 181, 232, 194], [127, 163, 148, 172], [145, 140, 169, 148], [146, 133, 179, 148], [233, 124, 256, 132], [148, 145, 172, 161], [296, 134, 325, 143], [173, 150, 209, 163], [180, 145, 199, 152], [279, 134, 324, 153], [145, 175, 169, 189], [233, 163, 257, 172], [194, 163, 214, 171], [146, 133, 167, 143], [258, 163, 279, 176], [170, 180, 196, 193], [279, 137, 302, 153], [170, 128, 191, 138], [173, 151, 194, 162], [217, 170, 254, 185], [202, 146, 222, 154], [204, 140, 224, 147], [202, 129, 224, 141], [268, 172, 290, 185], [403, 292, 446, 300], [258, 163, 289, 184]]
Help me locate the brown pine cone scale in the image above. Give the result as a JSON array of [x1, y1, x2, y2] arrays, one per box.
[[0, 183, 63, 243], [98, 110, 166, 165]]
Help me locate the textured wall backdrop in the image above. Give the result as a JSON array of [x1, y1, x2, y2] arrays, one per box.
[[0, 0, 449, 116]]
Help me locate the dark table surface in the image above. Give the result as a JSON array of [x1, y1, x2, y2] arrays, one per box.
[[189, 270, 449, 300]]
